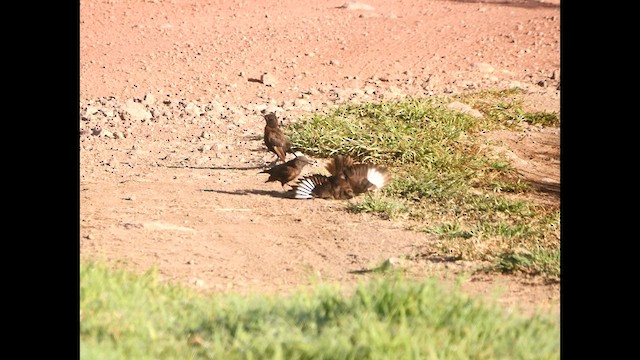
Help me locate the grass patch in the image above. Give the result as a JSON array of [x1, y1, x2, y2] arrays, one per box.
[[493, 249, 561, 278], [81, 261, 559, 359], [454, 88, 560, 127], [286, 89, 560, 278]]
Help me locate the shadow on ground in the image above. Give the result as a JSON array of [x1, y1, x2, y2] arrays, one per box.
[[202, 188, 297, 199]]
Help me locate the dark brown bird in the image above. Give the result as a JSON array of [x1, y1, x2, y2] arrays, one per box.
[[291, 155, 391, 199], [263, 112, 293, 164], [259, 156, 314, 188]]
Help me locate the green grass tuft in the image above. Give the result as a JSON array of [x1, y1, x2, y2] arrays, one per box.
[[286, 90, 560, 278], [81, 261, 559, 359]]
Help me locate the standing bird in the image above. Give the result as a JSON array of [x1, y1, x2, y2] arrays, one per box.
[[263, 112, 294, 164], [259, 155, 314, 189], [291, 155, 391, 199]]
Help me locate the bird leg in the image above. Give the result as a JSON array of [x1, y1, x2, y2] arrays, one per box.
[[268, 156, 279, 167]]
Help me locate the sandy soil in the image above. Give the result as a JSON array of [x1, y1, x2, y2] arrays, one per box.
[[80, 0, 560, 316]]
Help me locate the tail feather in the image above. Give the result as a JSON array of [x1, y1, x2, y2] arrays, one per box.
[[366, 167, 390, 189]]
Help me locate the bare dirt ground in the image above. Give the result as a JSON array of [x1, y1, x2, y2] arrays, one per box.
[[80, 0, 560, 316]]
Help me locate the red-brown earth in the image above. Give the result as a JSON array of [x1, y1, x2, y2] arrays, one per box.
[[80, 0, 560, 316]]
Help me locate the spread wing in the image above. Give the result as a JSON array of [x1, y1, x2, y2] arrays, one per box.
[[292, 174, 355, 199], [292, 174, 331, 199]]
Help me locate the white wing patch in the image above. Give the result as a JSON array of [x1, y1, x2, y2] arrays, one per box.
[[295, 177, 317, 199], [367, 168, 387, 189]]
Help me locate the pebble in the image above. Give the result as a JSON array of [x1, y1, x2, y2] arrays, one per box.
[[447, 101, 484, 118], [143, 93, 156, 105], [261, 72, 278, 87], [84, 105, 99, 118], [80, 63, 557, 172], [339, 2, 375, 11], [121, 99, 152, 122], [474, 62, 495, 73]]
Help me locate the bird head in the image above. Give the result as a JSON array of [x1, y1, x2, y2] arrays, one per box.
[[264, 112, 279, 127], [294, 154, 317, 167]]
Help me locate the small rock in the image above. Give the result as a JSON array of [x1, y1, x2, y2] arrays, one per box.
[[121, 99, 152, 122], [474, 62, 495, 73], [254, 104, 268, 113], [339, 2, 375, 11], [386, 257, 405, 268], [84, 105, 99, 118], [383, 85, 403, 99], [185, 102, 203, 116], [293, 98, 310, 108], [201, 131, 211, 139], [447, 101, 484, 118], [195, 157, 209, 166], [508, 80, 528, 90], [143, 93, 156, 105], [261, 72, 278, 87], [329, 59, 341, 66], [101, 129, 114, 138], [114, 131, 125, 139]]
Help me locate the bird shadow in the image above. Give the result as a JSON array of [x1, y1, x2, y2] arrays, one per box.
[[166, 165, 266, 171], [348, 255, 461, 275], [202, 188, 296, 199], [525, 179, 560, 198], [245, 134, 263, 141], [348, 268, 376, 275], [445, 0, 558, 9]]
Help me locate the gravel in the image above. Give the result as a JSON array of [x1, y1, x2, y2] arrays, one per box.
[[80, 66, 558, 173]]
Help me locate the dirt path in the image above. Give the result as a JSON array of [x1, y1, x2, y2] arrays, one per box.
[[80, 0, 560, 316]]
